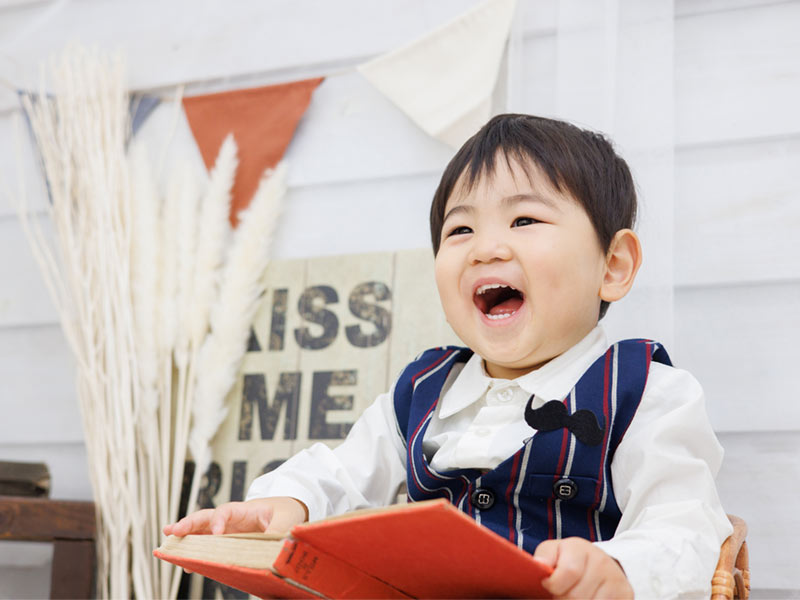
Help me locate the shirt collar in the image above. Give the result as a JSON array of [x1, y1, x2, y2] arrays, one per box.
[[438, 326, 609, 419]]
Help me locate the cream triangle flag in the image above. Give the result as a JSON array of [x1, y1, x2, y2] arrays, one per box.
[[358, 0, 516, 149]]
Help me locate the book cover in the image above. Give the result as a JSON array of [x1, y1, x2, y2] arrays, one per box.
[[155, 499, 552, 599], [0, 461, 51, 497]]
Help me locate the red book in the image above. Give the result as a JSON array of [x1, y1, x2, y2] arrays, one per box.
[[154, 499, 552, 599]]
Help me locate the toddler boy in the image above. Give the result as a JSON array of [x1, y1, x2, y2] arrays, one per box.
[[165, 114, 732, 599]]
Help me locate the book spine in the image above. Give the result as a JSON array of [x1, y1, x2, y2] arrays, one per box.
[[274, 538, 412, 599]]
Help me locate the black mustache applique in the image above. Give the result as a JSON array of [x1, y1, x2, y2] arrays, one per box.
[[524, 398, 606, 446]]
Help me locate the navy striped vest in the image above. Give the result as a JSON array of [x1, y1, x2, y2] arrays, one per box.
[[393, 340, 671, 554]]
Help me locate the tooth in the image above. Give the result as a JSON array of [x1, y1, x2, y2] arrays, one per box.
[[486, 311, 515, 320], [477, 283, 515, 295]]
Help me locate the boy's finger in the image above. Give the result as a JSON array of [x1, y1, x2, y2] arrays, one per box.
[[257, 506, 275, 533], [532, 539, 559, 567], [539, 543, 587, 597], [210, 506, 232, 535], [168, 510, 214, 537]]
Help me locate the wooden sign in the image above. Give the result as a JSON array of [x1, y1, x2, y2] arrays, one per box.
[[187, 248, 459, 599]]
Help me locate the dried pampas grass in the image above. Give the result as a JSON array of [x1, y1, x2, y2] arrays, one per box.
[[11, 46, 286, 600], [16, 46, 144, 600], [188, 161, 287, 493]]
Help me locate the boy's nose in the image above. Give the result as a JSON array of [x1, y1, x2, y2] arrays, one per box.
[[468, 233, 512, 264]]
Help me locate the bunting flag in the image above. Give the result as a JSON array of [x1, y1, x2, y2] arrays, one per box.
[[183, 77, 323, 224], [130, 94, 160, 136], [19, 90, 162, 205], [357, 0, 516, 149]]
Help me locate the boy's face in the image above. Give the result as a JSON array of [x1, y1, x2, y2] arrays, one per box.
[[434, 157, 608, 379]]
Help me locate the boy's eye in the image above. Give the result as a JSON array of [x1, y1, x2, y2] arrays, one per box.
[[512, 217, 538, 227], [447, 226, 473, 237]]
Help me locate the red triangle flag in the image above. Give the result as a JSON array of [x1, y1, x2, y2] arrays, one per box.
[[183, 78, 323, 225]]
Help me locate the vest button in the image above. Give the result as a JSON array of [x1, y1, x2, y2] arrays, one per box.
[[553, 478, 578, 500], [471, 488, 495, 510]]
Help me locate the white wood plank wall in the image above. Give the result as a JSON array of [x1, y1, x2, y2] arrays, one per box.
[[0, 0, 798, 595]]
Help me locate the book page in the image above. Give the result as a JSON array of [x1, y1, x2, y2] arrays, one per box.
[[159, 533, 286, 570]]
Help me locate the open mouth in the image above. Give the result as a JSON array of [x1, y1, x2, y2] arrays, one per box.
[[473, 283, 525, 321]]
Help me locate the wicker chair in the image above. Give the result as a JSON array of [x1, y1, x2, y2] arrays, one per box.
[[711, 515, 749, 600]]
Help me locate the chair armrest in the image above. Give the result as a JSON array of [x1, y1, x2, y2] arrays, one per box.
[[711, 515, 749, 600]]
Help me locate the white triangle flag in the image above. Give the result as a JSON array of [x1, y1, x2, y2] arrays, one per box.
[[358, 0, 517, 149]]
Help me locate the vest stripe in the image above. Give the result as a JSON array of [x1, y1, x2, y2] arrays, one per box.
[[411, 349, 457, 389], [513, 441, 533, 549], [471, 476, 481, 524], [408, 414, 453, 502], [458, 474, 473, 517], [549, 425, 571, 539], [596, 344, 621, 540], [505, 452, 522, 543], [600, 344, 619, 514], [408, 406, 460, 502], [587, 347, 614, 541], [558, 389, 579, 540]]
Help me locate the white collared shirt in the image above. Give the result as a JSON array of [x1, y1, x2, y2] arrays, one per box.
[[247, 326, 733, 599]]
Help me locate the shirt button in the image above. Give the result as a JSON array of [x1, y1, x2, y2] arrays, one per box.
[[553, 478, 578, 500], [497, 388, 514, 403], [474, 427, 491, 437], [471, 488, 495, 510]]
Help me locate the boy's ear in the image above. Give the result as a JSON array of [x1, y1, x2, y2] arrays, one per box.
[[599, 229, 641, 303]]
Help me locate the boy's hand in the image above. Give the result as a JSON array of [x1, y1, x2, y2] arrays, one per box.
[[534, 537, 633, 599], [162, 497, 308, 537]]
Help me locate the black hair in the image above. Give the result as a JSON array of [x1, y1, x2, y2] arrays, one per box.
[[429, 113, 637, 319]]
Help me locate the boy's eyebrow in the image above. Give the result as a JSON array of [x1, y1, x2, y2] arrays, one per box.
[[441, 203, 474, 224], [501, 193, 561, 211]]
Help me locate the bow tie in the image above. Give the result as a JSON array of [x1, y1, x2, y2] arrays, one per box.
[[524, 397, 606, 446]]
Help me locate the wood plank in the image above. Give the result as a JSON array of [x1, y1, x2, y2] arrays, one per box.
[[0, 497, 95, 541], [674, 280, 800, 432], [50, 539, 94, 599], [0, 215, 60, 327], [0, 324, 83, 444], [675, 1, 800, 145], [675, 135, 800, 287], [272, 175, 437, 261], [516, 32, 557, 118], [0, 109, 49, 217], [0, 1, 59, 42], [716, 430, 800, 590], [675, 0, 797, 18]]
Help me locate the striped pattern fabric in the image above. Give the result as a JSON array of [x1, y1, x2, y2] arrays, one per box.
[[393, 340, 671, 554]]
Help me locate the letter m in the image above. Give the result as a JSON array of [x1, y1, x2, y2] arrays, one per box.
[[238, 372, 301, 441]]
